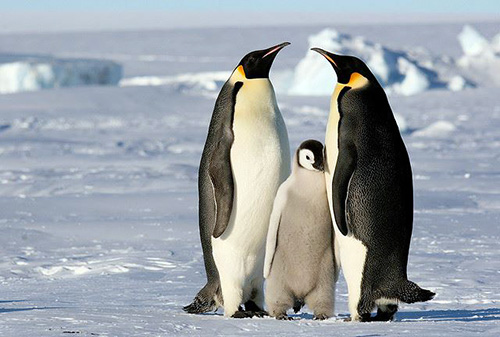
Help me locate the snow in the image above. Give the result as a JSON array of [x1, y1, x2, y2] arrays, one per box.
[[0, 22, 499, 336], [0, 55, 122, 94], [412, 121, 457, 138], [120, 71, 230, 95]]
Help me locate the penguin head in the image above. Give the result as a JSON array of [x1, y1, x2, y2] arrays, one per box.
[[310, 48, 379, 88], [235, 42, 290, 79], [297, 140, 325, 172]]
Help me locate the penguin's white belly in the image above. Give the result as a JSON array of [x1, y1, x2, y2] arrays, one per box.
[[212, 110, 286, 285], [329, 172, 367, 317], [327, 170, 367, 318]]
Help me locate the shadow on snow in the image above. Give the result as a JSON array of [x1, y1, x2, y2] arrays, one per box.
[[397, 308, 500, 322]]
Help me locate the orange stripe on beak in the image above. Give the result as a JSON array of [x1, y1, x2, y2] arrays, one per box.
[[323, 54, 338, 68]]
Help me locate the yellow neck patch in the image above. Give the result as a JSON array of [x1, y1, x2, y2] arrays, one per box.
[[237, 65, 246, 79], [341, 72, 368, 89]]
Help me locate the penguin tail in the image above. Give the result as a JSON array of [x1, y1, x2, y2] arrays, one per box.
[[397, 280, 435, 304], [183, 283, 221, 314]]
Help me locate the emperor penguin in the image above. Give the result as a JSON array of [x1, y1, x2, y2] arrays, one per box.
[[183, 42, 291, 318], [311, 48, 435, 322], [264, 140, 337, 320]]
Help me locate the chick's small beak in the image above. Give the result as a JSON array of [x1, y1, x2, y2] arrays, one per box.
[[313, 160, 325, 172]]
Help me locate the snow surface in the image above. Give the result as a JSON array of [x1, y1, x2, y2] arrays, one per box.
[[0, 23, 499, 336], [0, 55, 122, 94]]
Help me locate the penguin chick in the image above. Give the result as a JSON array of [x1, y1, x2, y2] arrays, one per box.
[[264, 140, 337, 320]]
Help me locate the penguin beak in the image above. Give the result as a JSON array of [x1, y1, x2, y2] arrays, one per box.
[[262, 42, 291, 59], [311, 47, 340, 71], [311, 48, 355, 84], [313, 160, 325, 172], [238, 42, 290, 79]]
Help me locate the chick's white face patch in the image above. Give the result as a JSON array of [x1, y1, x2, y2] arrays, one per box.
[[299, 149, 318, 171]]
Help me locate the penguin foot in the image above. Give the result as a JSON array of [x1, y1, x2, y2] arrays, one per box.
[[183, 297, 216, 314], [359, 313, 373, 322], [243, 300, 267, 317], [231, 310, 254, 319], [275, 314, 293, 320], [343, 314, 372, 322], [373, 304, 398, 321], [313, 314, 330, 321], [249, 310, 268, 318]]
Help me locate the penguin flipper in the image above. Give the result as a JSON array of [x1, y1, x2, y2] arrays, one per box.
[[264, 184, 287, 278], [209, 132, 235, 239], [332, 145, 357, 236], [209, 82, 243, 239]]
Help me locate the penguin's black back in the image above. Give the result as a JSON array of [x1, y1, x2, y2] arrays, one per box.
[[339, 84, 413, 282], [198, 79, 242, 287]]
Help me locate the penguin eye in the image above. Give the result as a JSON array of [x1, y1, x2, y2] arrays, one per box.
[[306, 155, 311, 160]]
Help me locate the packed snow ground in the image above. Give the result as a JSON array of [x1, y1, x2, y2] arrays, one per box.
[[0, 22, 499, 336]]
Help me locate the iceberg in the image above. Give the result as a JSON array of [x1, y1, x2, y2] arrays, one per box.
[[457, 25, 495, 59], [285, 29, 447, 96], [0, 55, 122, 94], [456, 25, 500, 86]]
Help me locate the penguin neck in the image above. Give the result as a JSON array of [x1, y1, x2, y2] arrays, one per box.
[[324, 84, 342, 176], [229, 69, 278, 118]]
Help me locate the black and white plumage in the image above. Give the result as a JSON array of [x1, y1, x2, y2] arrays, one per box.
[[312, 48, 435, 322], [184, 42, 291, 318], [264, 140, 337, 320]]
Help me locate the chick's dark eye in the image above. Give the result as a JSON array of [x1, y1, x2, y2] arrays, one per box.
[[306, 156, 311, 160]]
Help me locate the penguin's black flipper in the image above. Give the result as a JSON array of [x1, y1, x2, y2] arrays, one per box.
[[332, 144, 357, 236], [209, 81, 243, 238], [209, 137, 234, 238]]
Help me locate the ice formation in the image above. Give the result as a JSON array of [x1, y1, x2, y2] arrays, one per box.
[[285, 29, 447, 96], [412, 120, 456, 138], [120, 71, 230, 94], [457, 25, 500, 86], [0, 55, 122, 94], [457, 25, 496, 59]]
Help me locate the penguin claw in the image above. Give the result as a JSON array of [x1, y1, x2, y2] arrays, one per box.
[[250, 310, 268, 318], [231, 310, 254, 319], [183, 297, 216, 314], [313, 314, 330, 320], [276, 314, 293, 320]]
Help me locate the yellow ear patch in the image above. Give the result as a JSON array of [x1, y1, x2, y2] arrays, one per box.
[[237, 65, 246, 78], [346, 72, 368, 88]]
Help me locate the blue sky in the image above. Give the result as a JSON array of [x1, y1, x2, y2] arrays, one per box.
[[1, 0, 499, 13]]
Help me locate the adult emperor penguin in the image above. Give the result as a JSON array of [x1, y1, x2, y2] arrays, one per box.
[[183, 42, 291, 318], [311, 48, 435, 322], [264, 140, 337, 320]]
